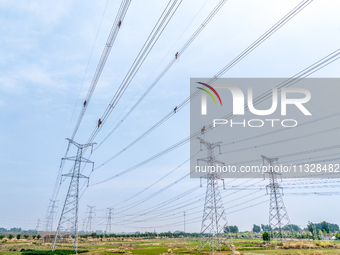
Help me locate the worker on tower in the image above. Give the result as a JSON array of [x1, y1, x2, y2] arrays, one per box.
[[201, 126, 205, 134], [83, 100, 87, 107], [174, 106, 177, 113], [98, 118, 102, 128], [175, 52, 179, 59], [118, 20, 122, 28]]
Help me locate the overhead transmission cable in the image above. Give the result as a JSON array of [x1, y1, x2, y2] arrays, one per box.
[[93, 0, 315, 168], [91, 85, 340, 186], [71, 0, 132, 141], [49, 0, 132, 204], [95, 0, 229, 150], [85, 0, 183, 146]]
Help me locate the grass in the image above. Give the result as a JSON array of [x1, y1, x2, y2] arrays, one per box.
[[0, 252, 22, 255], [245, 249, 340, 254], [1, 237, 340, 255]]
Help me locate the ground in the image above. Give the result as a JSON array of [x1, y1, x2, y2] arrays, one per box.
[[1, 237, 340, 255]]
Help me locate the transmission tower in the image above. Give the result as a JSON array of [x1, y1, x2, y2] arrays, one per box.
[[81, 218, 86, 232], [105, 208, 113, 234], [197, 137, 234, 254], [52, 139, 95, 253], [43, 200, 58, 232], [183, 211, 186, 233], [85, 206, 96, 233], [262, 155, 290, 242], [36, 219, 41, 233]]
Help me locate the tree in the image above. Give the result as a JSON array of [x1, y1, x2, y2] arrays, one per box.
[[23, 235, 29, 239], [228, 226, 239, 233], [312, 221, 339, 233], [252, 224, 261, 233], [307, 222, 315, 233], [330, 223, 340, 232], [261, 224, 272, 232], [32, 235, 36, 240], [262, 232, 270, 241], [8, 234, 14, 240], [0, 235, 5, 240], [336, 232, 340, 240], [37, 235, 41, 240], [283, 224, 300, 232], [16, 234, 21, 240]]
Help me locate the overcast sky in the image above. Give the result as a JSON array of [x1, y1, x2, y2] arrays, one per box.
[[0, 0, 340, 233]]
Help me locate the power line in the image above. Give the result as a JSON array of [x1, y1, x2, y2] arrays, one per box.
[[91, 110, 339, 186], [92, 0, 315, 167], [85, 0, 183, 146], [46, 0, 132, 222], [71, 0, 132, 140], [95, 0, 229, 151]]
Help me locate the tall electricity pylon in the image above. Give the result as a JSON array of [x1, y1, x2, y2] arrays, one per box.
[[197, 137, 234, 254], [44, 200, 58, 232], [183, 211, 186, 233], [52, 139, 95, 253], [81, 218, 86, 232], [36, 219, 41, 233], [85, 206, 96, 233], [105, 208, 113, 234], [262, 155, 290, 242]]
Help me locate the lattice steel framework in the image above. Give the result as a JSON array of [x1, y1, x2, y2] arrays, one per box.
[[262, 155, 290, 242], [197, 137, 234, 254], [36, 219, 41, 233], [44, 200, 58, 232], [85, 206, 96, 233], [105, 207, 113, 234], [52, 139, 95, 253]]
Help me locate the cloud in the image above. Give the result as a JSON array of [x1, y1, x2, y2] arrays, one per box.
[[0, 0, 71, 25]]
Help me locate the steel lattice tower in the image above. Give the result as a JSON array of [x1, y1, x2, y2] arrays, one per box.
[[105, 208, 113, 234], [183, 211, 186, 233], [262, 155, 290, 242], [85, 206, 96, 233], [36, 219, 41, 233], [81, 218, 86, 232], [52, 139, 95, 253], [43, 200, 58, 232], [197, 137, 234, 254]]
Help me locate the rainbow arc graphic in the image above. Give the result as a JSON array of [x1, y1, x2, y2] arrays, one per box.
[[196, 82, 222, 106]]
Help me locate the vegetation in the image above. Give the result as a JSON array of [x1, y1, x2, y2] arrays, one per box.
[[16, 234, 21, 240], [80, 231, 201, 239], [308, 221, 339, 234], [283, 224, 301, 232], [261, 224, 272, 231], [1, 235, 340, 254], [253, 224, 261, 233], [262, 231, 270, 241], [228, 225, 239, 233], [7, 234, 13, 240], [21, 249, 88, 255]]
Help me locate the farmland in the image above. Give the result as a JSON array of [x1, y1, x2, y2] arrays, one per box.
[[1, 237, 340, 255]]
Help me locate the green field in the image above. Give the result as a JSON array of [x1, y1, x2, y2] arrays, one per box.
[[1, 238, 340, 255]]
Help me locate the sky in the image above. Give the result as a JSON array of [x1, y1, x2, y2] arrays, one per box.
[[0, 0, 340, 233]]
